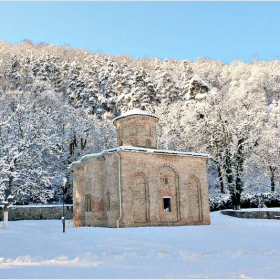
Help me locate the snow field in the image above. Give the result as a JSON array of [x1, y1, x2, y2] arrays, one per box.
[[1, 211, 280, 279]]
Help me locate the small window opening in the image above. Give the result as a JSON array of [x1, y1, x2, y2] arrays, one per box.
[[163, 197, 172, 212], [164, 177, 168, 184], [85, 195, 91, 212], [119, 140, 123, 146]]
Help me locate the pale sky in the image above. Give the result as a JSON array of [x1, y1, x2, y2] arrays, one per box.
[[1, 2, 280, 63]]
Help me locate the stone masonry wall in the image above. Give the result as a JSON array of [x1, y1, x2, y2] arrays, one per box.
[[118, 150, 210, 227], [73, 152, 123, 228], [104, 153, 121, 228], [0, 205, 73, 221], [72, 148, 210, 228], [72, 157, 89, 227], [84, 155, 106, 227]]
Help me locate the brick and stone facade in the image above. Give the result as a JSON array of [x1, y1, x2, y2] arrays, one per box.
[[72, 109, 210, 228]]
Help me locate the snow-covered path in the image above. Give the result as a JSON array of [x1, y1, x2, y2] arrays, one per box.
[[1, 211, 280, 279]]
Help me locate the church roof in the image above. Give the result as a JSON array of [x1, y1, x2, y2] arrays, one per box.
[[71, 146, 209, 167], [113, 108, 158, 123]]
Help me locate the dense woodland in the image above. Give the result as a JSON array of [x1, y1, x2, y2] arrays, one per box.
[[0, 40, 280, 209]]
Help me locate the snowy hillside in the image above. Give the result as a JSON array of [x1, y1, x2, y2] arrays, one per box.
[[1, 211, 280, 278], [1, 40, 280, 209]]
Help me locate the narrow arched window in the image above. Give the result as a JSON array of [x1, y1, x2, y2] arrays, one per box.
[[106, 192, 110, 211], [85, 194, 92, 212], [146, 139, 151, 148], [145, 124, 151, 136]]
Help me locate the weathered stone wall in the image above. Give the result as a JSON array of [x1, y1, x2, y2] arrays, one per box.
[[104, 153, 121, 228], [72, 159, 86, 227], [73, 154, 120, 228], [221, 210, 280, 219], [0, 205, 73, 221], [119, 150, 210, 227], [84, 155, 106, 227], [72, 149, 210, 228]]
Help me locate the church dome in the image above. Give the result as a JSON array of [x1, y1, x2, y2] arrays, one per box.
[[113, 109, 159, 149]]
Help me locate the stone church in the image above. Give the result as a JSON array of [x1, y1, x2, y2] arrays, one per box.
[[72, 108, 210, 228]]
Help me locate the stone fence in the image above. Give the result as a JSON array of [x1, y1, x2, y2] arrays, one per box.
[[0, 204, 73, 221], [221, 209, 280, 219]]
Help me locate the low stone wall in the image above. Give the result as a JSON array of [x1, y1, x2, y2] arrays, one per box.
[[0, 205, 73, 221], [221, 210, 280, 219]]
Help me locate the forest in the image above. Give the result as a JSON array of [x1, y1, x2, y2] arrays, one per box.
[[0, 39, 279, 209]]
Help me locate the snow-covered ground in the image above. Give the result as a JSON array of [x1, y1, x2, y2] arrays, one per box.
[[1, 211, 280, 279]]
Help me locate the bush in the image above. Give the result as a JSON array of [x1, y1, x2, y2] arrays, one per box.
[[209, 195, 232, 211]]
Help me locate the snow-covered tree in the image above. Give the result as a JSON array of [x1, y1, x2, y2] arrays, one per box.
[[181, 86, 267, 209], [251, 100, 280, 192], [1, 40, 280, 206], [0, 91, 61, 202], [154, 59, 180, 105]]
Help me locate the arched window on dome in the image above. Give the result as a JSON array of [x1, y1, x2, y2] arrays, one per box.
[[145, 124, 151, 136]]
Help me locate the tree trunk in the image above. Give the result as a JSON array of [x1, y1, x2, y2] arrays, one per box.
[[269, 166, 276, 193], [223, 149, 235, 208], [217, 164, 225, 193], [234, 139, 244, 210], [7, 160, 16, 198], [235, 192, 241, 210], [8, 174, 13, 197], [81, 138, 87, 150]]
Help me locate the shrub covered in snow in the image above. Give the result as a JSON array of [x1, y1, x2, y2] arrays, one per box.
[[209, 192, 280, 211], [209, 195, 232, 211]]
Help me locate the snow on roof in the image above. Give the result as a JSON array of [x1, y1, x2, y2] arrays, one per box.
[[113, 108, 158, 123], [70, 146, 209, 168]]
